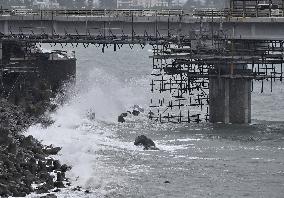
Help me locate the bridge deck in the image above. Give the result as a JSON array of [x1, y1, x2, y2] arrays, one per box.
[[1, 9, 284, 42]]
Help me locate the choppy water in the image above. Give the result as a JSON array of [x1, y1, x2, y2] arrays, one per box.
[[27, 45, 284, 198]]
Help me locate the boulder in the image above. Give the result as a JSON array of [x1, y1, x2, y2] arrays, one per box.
[[44, 146, 61, 155], [133, 105, 144, 112], [60, 164, 70, 173], [40, 194, 57, 198], [54, 181, 65, 188], [118, 114, 127, 123], [132, 110, 140, 116], [148, 111, 155, 119], [53, 160, 61, 170], [134, 135, 159, 150], [36, 183, 53, 194]]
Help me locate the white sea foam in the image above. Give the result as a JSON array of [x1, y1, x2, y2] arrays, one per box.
[[26, 48, 151, 194]]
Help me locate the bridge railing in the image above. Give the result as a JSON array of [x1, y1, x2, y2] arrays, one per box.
[[0, 8, 192, 17], [2, 8, 284, 18], [193, 8, 284, 18]]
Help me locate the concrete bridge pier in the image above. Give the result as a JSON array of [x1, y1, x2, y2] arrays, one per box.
[[209, 66, 252, 124], [0, 41, 2, 86]]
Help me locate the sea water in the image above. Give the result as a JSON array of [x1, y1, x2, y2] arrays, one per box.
[[26, 45, 284, 198]]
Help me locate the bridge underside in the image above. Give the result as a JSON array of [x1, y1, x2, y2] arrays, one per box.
[[0, 10, 283, 124]]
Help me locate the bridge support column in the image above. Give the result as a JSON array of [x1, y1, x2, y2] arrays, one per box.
[[0, 41, 3, 88], [209, 72, 251, 124]]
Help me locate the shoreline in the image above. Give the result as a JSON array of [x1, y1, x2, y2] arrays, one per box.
[[0, 98, 70, 197]]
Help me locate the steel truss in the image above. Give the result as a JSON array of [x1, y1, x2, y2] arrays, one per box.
[[149, 38, 284, 123]]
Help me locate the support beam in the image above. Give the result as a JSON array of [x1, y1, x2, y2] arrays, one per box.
[[0, 41, 3, 88], [209, 68, 251, 124]]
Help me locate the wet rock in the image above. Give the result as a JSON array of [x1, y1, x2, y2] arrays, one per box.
[[134, 135, 159, 150], [41, 194, 57, 198], [121, 113, 128, 117], [54, 181, 65, 188], [0, 90, 71, 197], [44, 146, 61, 155], [148, 111, 155, 119], [56, 172, 64, 182], [36, 183, 53, 194], [46, 158, 53, 166], [72, 186, 82, 191], [39, 116, 55, 128], [39, 172, 53, 186], [53, 188, 61, 192], [12, 190, 26, 197], [0, 183, 9, 196], [53, 160, 61, 170], [32, 146, 44, 155], [19, 136, 36, 148], [118, 112, 131, 123], [0, 129, 12, 145], [132, 110, 140, 116], [38, 160, 47, 172], [133, 105, 144, 113], [60, 164, 70, 172], [118, 114, 126, 123]]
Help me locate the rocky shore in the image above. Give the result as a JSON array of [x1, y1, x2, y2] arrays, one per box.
[[0, 98, 70, 197]]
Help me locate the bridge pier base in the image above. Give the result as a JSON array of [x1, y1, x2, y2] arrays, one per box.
[[0, 42, 2, 87], [209, 75, 251, 124]]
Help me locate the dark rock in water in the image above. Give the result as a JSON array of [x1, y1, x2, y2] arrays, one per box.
[[87, 111, 96, 121], [121, 113, 128, 117], [118, 115, 126, 123], [148, 111, 155, 119], [133, 105, 144, 113], [85, 190, 91, 194], [134, 135, 159, 150], [72, 186, 82, 191], [39, 116, 55, 128], [164, 181, 170, 184], [132, 110, 140, 116]]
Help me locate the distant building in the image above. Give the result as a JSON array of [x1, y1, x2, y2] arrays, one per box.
[[99, 0, 117, 9], [117, 0, 133, 8], [33, 0, 60, 9], [117, 0, 175, 8]]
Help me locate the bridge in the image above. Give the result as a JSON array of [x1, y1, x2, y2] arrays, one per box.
[[1, 9, 284, 42], [0, 4, 283, 124]]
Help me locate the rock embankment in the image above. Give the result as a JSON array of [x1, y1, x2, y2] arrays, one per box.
[[0, 99, 70, 197]]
